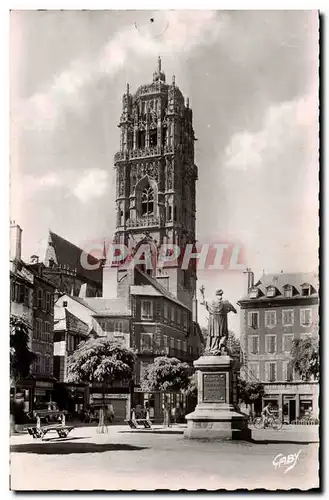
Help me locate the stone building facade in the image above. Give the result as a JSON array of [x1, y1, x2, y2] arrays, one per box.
[[238, 271, 319, 423], [26, 263, 57, 404], [112, 57, 198, 312], [103, 59, 203, 419]]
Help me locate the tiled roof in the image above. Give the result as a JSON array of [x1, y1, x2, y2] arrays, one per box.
[[53, 308, 90, 334], [135, 267, 190, 310], [68, 295, 98, 312], [130, 285, 162, 297], [65, 309, 89, 335], [83, 298, 131, 316], [239, 271, 319, 302], [48, 231, 103, 285]]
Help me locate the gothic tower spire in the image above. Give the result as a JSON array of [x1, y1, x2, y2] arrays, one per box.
[[113, 61, 198, 310]]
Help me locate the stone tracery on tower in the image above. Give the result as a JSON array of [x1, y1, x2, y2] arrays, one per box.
[[113, 58, 198, 310]]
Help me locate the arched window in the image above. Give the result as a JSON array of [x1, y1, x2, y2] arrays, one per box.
[[141, 186, 154, 215]]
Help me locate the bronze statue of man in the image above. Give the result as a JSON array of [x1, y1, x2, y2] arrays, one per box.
[[200, 288, 237, 355]]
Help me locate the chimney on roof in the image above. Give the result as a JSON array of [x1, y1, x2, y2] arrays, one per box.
[[79, 283, 87, 298], [10, 222, 22, 262], [155, 268, 169, 290], [243, 268, 254, 293]]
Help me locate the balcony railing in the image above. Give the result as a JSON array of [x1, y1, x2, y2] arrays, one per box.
[[114, 144, 176, 163], [126, 215, 164, 228]]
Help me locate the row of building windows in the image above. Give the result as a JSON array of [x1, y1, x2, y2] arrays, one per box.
[[248, 332, 312, 354], [140, 332, 196, 355], [34, 319, 52, 343], [35, 289, 53, 313], [249, 361, 294, 383], [32, 353, 52, 375], [11, 281, 31, 306], [142, 300, 188, 330], [97, 320, 125, 334], [67, 334, 83, 352], [247, 308, 313, 329], [250, 283, 313, 299]]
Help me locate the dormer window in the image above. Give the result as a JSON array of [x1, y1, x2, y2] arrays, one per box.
[[249, 288, 259, 299], [266, 286, 276, 298], [283, 285, 293, 298], [301, 284, 311, 297]]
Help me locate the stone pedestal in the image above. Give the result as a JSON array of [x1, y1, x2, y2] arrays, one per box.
[[184, 356, 251, 441]]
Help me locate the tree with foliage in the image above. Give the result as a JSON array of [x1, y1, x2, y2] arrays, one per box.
[[237, 378, 265, 407], [183, 373, 197, 399], [141, 356, 190, 426], [226, 331, 242, 371], [67, 338, 136, 427], [10, 315, 35, 391], [289, 337, 319, 381]]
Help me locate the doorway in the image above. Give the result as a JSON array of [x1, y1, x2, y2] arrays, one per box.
[[289, 399, 296, 423]]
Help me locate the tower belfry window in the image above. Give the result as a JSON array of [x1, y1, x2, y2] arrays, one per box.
[[149, 128, 157, 147], [142, 186, 154, 215], [137, 130, 145, 149], [162, 126, 167, 147]]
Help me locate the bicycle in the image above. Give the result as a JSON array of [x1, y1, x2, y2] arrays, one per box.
[[248, 415, 259, 427], [254, 415, 282, 430]]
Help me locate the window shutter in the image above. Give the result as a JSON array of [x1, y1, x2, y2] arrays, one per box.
[[265, 363, 269, 381], [272, 363, 276, 381], [248, 336, 253, 353]]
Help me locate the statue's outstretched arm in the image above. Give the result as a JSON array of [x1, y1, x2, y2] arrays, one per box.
[[227, 302, 237, 314]]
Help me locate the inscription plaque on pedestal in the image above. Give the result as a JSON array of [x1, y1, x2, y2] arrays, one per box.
[[203, 373, 226, 403]]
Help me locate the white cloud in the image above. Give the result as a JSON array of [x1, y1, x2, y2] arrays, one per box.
[[73, 169, 109, 203], [17, 11, 227, 131], [13, 172, 62, 199], [224, 87, 318, 171]]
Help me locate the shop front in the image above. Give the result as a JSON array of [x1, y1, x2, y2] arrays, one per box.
[[89, 393, 130, 422], [133, 388, 188, 423], [263, 382, 319, 423]]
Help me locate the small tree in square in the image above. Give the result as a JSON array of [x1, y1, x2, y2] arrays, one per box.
[[237, 378, 265, 417], [67, 337, 136, 429], [289, 337, 319, 382], [141, 356, 190, 427]]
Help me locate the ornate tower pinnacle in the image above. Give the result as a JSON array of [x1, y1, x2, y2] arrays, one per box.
[[153, 56, 165, 83], [113, 62, 198, 310]]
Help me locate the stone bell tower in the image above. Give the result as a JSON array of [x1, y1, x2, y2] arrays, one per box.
[[113, 57, 198, 311]]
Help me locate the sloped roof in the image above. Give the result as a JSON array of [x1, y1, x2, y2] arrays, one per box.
[[48, 231, 102, 285], [135, 267, 190, 310], [65, 309, 90, 335], [240, 271, 319, 302], [68, 295, 98, 312], [83, 298, 131, 316], [130, 285, 162, 297]]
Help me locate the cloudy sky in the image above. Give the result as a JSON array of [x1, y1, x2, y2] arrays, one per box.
[[10, 10, 319, 331]]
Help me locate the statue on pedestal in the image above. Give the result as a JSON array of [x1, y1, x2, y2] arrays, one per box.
[[200, 286, 237, 356]]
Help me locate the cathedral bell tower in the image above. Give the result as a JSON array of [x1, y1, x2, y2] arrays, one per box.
[[113, 58, 198, 311]]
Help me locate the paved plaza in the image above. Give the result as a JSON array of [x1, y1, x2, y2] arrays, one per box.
[[10, 425, 319, 491]]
